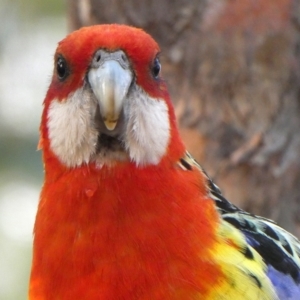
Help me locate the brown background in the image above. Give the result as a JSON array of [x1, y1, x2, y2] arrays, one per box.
[[67, 0, 300, 238]]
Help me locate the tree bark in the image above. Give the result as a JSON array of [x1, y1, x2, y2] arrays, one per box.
[[67, 0, 300, 237]]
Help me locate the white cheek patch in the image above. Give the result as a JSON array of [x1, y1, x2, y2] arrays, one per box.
[[125, 87, 170, 166], [47, 88, 98, 167], [47, 86, 171, 168]]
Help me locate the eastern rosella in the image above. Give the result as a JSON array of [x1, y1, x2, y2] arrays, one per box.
[[29, 24, 300, 299]]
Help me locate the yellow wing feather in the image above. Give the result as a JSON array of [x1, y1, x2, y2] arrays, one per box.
[[207, 221, 278, 299]]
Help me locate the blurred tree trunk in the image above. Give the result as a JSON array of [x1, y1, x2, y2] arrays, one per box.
[[67, 0, 300, 238]]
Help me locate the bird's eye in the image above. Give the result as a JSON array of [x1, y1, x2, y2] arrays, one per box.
[[56, 56, 68, 80], [152, 57, 161, 78]]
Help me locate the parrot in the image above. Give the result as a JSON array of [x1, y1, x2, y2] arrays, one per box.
[[29, 24, 300, 299]]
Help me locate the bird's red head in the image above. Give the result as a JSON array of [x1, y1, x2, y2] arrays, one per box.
[[40, 24, 185, 173]]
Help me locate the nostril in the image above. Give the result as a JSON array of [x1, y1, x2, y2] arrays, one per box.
[[121, 54, 126, 62], [96, 54, 101, 62]]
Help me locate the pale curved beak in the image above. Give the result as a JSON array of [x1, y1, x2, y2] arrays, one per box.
[[88, 60, 132, 131]]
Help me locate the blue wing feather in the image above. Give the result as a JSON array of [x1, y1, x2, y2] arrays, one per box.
[[267, 265, 300, 300]]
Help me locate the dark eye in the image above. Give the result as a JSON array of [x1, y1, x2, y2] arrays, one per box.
[[56, 56, 68, 80], [152, 57, 161, 78]]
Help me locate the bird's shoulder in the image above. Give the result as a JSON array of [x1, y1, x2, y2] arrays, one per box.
[[178, 151, 300, 298]]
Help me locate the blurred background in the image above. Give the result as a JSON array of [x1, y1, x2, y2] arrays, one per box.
[[1, 0, 300, 299], [0, 0, 66, 299]]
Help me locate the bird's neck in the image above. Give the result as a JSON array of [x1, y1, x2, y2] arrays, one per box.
[[30, 161, 223, 299]]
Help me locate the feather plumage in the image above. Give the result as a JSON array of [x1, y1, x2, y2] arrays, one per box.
[[29, 24, 300, 299]]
